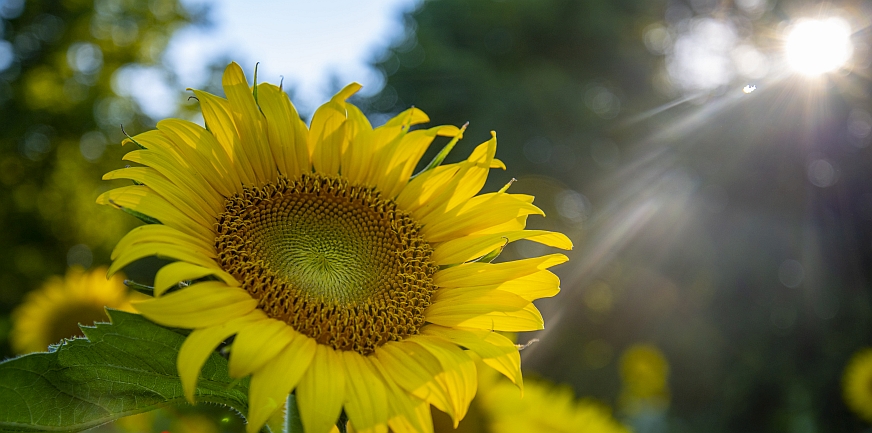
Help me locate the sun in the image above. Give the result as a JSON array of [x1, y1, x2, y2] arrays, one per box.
[[785, 17, 853, 76]]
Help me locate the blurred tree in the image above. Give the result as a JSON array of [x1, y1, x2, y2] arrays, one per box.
[[368, 0, 872, 432], [358, 0, 663, 187], [0, 0, 199, 356]]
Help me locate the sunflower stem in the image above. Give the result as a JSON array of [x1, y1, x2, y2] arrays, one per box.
[[285, 393, 304, 433]]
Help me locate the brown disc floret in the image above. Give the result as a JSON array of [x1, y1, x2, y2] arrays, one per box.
[[215, 173, 438, 354]]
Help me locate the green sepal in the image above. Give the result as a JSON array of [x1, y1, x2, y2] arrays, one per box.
[[124, 279, 155, 296], [252, 62, 260, 104], [118, 204, 161, 225], [412, 121, 468, 178], [120, 125, 146, 149], [473, 237, 509, 264]]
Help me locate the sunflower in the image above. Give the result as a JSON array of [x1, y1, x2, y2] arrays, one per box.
[[432, 367, 629, 433], [618, 344, 669, 414], [843, 348, 872, 422], [98, 62, 570, 433], [10, 266, 136, 354]]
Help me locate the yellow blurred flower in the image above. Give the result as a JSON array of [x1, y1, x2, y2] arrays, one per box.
[[843, 348, 872, 422], [10, 266, 137, 354], [618, 344, 669, 414], [434, 368, 629, 433]]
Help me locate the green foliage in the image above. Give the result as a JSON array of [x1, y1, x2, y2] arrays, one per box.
[[362, 0, 660, 181], [0, 309, 251, 433], [0, 0, 196, 357]]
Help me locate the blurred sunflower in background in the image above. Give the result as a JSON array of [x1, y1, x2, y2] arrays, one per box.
[[9, 266, 137, 354], [100, 62, 571, 433], [433, 366, 629, 433], [843, 348, 872, 422], [618, 344, 670, 415]]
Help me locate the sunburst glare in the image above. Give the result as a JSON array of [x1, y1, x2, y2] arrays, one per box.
[[785, 18, 853, 76]]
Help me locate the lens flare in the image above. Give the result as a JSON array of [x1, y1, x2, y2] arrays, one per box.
[[785, 18, 852, 76]]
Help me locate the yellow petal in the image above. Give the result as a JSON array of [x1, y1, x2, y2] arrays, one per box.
[[125, 130, 227, 206], [375, 341, 453, 417], [222, 62, 276, 184], [422, 193, 545, 242], [111, 224, 214, 261], [387, 400, 434, 433], [103, 167, 217, 228], [412, 133, 497, 222], [341, 352, 389, 433], [382, 107, 429, 128], [177, 311, 265, 403], [432, 230, 573, 265], [431, 271, 560, 305], [229, 319, 294, 378], [492, 270, 561, 301], [426, 289, 537, 331], [246, 332, 317, 433], [471, 215, 529, 235], [410, 335, 477, 427], [256, 82, 310, 178], [427, 302, 544, 332], [133, 281, 257, 328], [379, 125, 461, 199], [309, 100, 347, 176], [360, 125, 405, 185], [97, 185, 213, 241], [157, 118, 241, 196], [154, 262, 238, 297], [429, 286, 530, 307], [109, 243, 218, 278], [297, 345, 346, 433], [369, 358, 430, 433], [193, 89, 258, 186], [331, 82, 363, 103], [422, 326, 522, 390], [340, 104, 375, 184], [433, 254, 568, 288], [310, 83, 360, 176], [395, 164, 461, 213]]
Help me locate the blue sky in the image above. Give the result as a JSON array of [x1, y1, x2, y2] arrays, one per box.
[[131, 0, 418, 117]]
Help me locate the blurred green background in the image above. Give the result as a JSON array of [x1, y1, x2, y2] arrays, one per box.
[[2, 0, 872, 431]]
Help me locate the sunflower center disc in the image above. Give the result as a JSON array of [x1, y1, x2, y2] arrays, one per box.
[[215, 174, 438, 354]]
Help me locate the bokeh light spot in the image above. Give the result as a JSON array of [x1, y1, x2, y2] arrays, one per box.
[[785, 18, 852, 76], [778, 259, 804, 288], [67, 244, 93, 269], [0, 40, 13, 72], [807, 159, 838, 187], [555, 189, 591, 225]]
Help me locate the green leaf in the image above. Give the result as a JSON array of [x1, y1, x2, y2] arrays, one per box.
[[0, 310, 252, 433]]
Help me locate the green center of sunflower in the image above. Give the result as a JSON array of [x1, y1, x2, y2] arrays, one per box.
[[215, 173, 437, 354]]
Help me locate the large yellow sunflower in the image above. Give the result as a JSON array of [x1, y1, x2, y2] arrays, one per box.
[[98, 62, 570, 433], [843, 348, 872, 422], [10, 266, 136, 354]]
